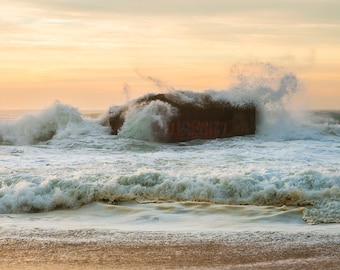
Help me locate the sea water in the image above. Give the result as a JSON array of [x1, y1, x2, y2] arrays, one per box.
[[0, 70, 339, 238]]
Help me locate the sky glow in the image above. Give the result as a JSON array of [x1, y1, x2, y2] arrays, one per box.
[[1, 0, 339, 110]]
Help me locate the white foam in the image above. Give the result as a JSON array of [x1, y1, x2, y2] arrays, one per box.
[[0, 101, 83, 145], [1, 133, 338, 225], [118, 100, 177, 141]]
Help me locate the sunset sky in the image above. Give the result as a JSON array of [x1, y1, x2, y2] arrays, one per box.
[[1, 0, 339, 110]]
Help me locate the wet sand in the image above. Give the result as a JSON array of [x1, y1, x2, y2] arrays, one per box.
[[1, 230, 339, 269]]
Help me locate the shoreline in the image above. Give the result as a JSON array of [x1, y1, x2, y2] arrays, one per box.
[[1, 230, 339, 269]]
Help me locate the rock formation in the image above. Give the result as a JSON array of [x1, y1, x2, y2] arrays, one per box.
[[109, 91, 256, 142]]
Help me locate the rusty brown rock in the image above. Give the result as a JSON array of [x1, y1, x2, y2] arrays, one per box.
[[109, 91, 256, 142]]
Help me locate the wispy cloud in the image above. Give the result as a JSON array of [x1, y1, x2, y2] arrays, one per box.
[[6, 0, 340, 21]]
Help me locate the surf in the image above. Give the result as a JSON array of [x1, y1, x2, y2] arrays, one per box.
[[0, 63, 338, 226]]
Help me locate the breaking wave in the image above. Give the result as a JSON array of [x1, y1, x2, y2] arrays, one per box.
[[0, 166, 339, 224], [0, 102, 84, 145]]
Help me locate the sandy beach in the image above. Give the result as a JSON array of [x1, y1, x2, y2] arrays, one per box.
[[1, 230, 339, 270]]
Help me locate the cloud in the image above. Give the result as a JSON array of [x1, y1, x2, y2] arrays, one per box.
[[6, 0, 340, 22], [2, 0, 340, 60], [7, 0, 269, 16]]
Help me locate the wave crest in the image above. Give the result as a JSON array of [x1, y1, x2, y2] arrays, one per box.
[[0, 102, 83, 145]]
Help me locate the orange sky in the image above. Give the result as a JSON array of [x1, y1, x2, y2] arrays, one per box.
[[1, 0, 339, 110]]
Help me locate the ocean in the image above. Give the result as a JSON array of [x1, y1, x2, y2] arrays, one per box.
[[0, 75, 339, 242]]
